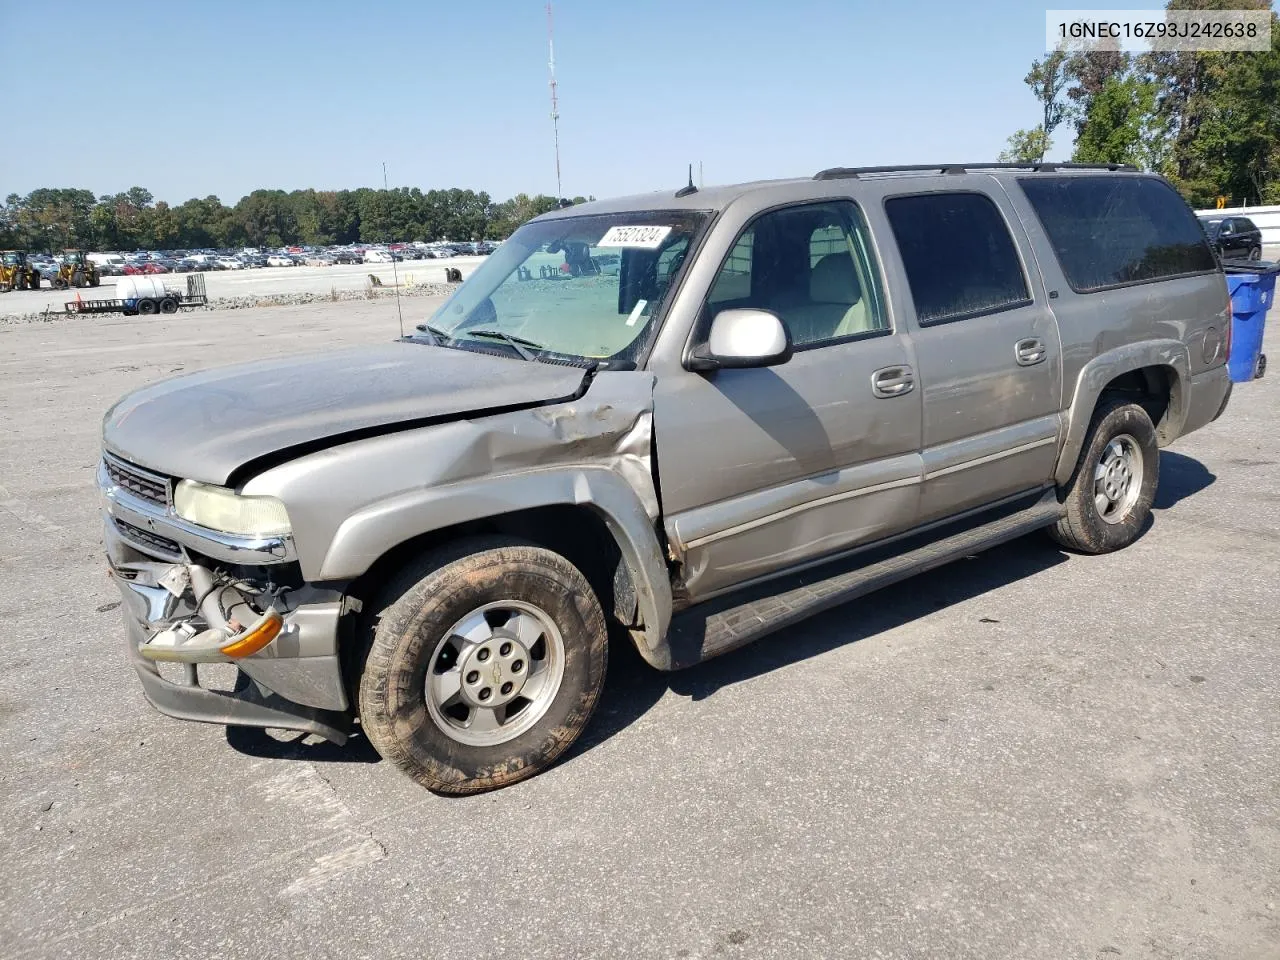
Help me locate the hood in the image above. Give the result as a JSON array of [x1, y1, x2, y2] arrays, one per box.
[[103, 342, 588, 485]]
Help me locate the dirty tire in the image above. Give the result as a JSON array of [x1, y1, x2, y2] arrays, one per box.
[[1049, 397, 1159, 554], [1248, 245, 1262, 261], [159, 297, 179, 314], [358, 538, 608, 795], [137, 298, 158, 315]]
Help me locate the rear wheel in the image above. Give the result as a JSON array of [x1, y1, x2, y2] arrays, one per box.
[[1248, 245, 1262, 261], [159, 297, 179, 314], [53, 277, 68, 290], [137, 298, 159, 315], [358, 538, 608, 794], [1049, 398, 1159, 554]]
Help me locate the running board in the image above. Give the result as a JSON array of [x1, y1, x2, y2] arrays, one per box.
[[665, 490, 1063, 669]]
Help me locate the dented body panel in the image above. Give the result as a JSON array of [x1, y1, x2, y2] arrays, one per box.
[[244, 372, 674, 654], [102, 343, 588, 484]]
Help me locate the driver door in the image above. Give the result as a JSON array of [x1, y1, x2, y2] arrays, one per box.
[[652, 199, 924, 600]]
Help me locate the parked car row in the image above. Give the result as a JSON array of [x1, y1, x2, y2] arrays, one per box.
[[72, 241, 498, 277]]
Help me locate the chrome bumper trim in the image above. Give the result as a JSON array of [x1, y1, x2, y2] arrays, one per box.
[[98, 460, 295, 565], [107, 520, 348, 714]]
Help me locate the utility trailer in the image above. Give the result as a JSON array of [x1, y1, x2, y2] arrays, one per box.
[[64, 274, 208, 317]]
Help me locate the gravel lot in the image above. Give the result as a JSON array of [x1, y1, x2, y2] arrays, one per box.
[[1, 297, 1278, 959]]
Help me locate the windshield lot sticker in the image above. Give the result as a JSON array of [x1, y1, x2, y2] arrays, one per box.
[[626, 299, 649, 327], [597, 225, 672, 249]]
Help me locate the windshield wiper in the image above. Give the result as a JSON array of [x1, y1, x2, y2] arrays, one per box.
[[413, 323, 451, 345], [461, 329, 544, 361]]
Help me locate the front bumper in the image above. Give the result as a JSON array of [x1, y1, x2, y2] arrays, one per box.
[[104, 487, 352, 744], [118, 602, 350, 745]]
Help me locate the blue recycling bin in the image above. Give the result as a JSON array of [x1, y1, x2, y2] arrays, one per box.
[[1225, 266, 1277, 383]]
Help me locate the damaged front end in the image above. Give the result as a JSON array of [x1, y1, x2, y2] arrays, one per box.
[[102, 459, 351, 744]]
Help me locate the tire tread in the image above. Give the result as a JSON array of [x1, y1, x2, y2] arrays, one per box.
[[357, 537, 607, 795], [1049, 396, 1159, 554]]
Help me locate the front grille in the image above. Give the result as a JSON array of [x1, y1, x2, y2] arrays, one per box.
[[115, 518, 181, 557], [105, 457, 170, 508]]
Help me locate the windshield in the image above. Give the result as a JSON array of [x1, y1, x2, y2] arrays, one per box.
[[420, 210, 709, 365]]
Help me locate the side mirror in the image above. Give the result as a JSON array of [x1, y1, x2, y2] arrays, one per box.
[[688, 309, 793, 371]]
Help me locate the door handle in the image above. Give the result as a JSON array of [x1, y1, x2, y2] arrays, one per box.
[[1015, 338, 1046, 366], [871, 365, 915, 398]]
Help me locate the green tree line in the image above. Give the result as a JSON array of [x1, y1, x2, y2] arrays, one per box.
[[999, 0, 1280, 207], [0, 186, 592, 253]]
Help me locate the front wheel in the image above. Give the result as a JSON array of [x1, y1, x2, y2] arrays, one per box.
[[137, 298, 159, 315], [358, 538, 608, 794], [1048, 398, 1159, 554]]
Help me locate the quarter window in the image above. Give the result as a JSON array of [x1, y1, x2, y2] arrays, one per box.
[[885, 192, 1031, 325], [705, 201, 888, 347], [1018, 175, 1216, 292]]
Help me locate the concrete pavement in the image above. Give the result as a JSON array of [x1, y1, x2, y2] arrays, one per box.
[[0, 297, 1277, 959]]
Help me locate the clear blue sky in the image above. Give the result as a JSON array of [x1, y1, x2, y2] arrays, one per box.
[[2, 0, 1072, 205]]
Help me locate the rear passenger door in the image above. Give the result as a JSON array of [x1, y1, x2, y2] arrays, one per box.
[[879, 186, 1062, 522]]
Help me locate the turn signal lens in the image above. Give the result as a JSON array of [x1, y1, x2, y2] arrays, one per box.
[[219, 610, 283, 658]]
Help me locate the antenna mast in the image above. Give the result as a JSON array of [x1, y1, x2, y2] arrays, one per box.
[[547, 2, 562, 200], [383, 161, 405, 340]]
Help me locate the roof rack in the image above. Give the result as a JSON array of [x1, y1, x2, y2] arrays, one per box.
[[813, 162, 1138, 180]]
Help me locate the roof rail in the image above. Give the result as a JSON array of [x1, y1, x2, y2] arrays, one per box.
[[813, 162, 1139, 180]]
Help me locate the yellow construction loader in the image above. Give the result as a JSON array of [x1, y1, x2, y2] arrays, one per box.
[[52, 250, 100, 289], [0, 250, 40, 291]]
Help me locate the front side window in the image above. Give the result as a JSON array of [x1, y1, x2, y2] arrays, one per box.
[[705, 200, 888, 347], [1018, 175, 1216, 292], [421, 210, 708, 365], [885, 192, 1031, 326]]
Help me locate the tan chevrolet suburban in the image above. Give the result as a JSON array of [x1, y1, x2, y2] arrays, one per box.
[[100, 162, 1233, 793]]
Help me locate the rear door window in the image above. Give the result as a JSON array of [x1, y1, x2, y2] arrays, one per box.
[[1018, 175, 1216, 292], [884, 192, 1032, 325]]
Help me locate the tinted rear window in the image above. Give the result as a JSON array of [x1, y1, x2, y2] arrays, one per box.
[[884, 192, 1031, 325], [1019, 175, 1215, 292]]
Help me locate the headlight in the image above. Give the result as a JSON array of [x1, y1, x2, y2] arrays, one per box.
[[173, 480, 292, 537]]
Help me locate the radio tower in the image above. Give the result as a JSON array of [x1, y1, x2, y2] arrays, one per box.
[[547, 1, 562, 200]]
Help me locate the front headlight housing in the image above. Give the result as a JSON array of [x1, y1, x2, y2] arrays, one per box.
[[173, 480, 292, 537]]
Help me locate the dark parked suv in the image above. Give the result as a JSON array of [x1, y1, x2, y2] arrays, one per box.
[[101, 162, 1234, 794], [1199, 214, 1264, 260]]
